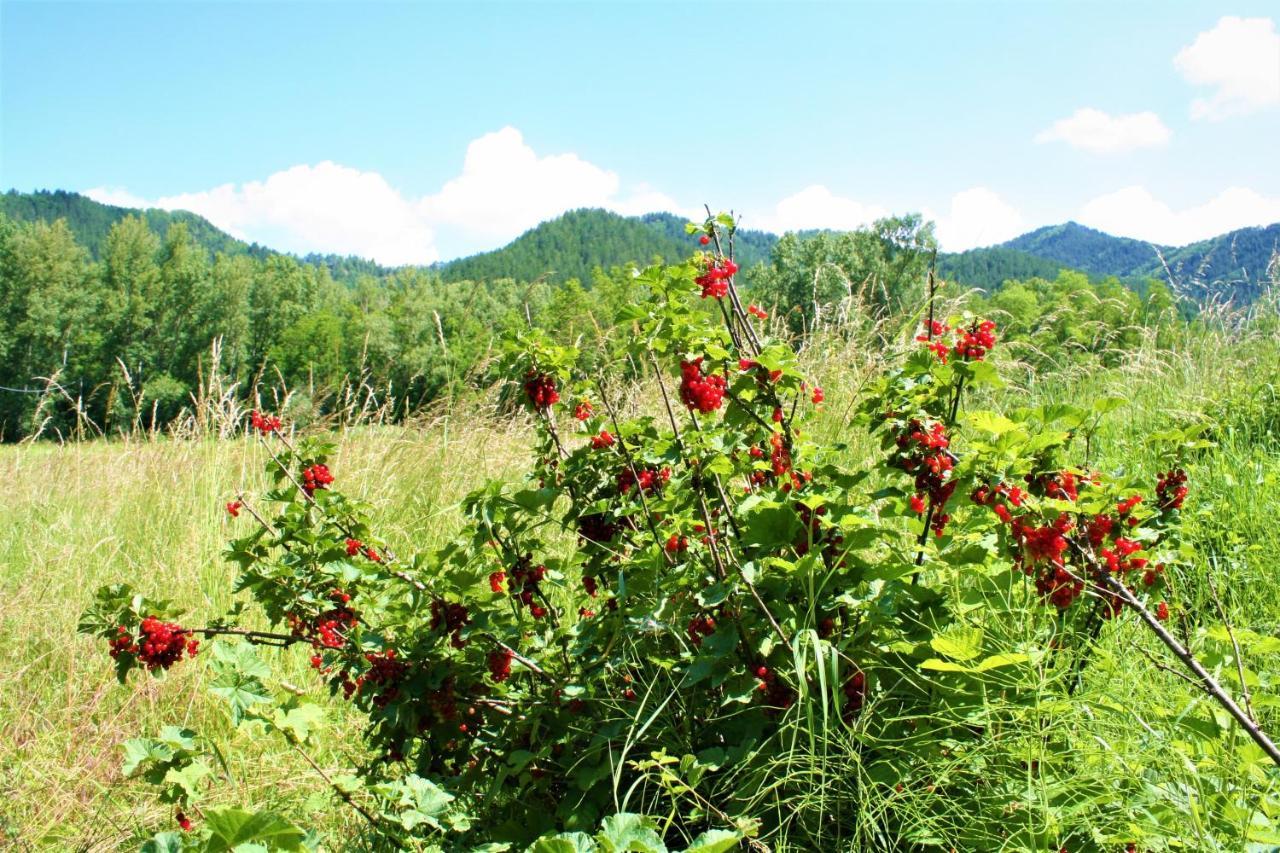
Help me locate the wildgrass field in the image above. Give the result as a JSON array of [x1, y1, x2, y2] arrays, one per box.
[[4, 322, 1280, 851]]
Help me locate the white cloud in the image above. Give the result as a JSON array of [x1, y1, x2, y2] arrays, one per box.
[[1034, 108, 1171, 153], [83, 127, 688, 264], [89, 162, 439, 265], [1078, 185, 1280, 245], [1174, 16, 1280, 120], [757, 185, 887, 233], [932, 187, 1026, 251]]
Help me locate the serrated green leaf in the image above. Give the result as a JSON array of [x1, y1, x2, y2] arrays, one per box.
[[681, 829, 741, 853], [597, 813, 666, 853], [531, 832, 598, 853], [203, 808, 305, 852]]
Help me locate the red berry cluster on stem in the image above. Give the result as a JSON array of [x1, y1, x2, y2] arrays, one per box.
[[249, 410, 282, 433], [109, 617, 200, 671], [695, 256, 737, 299], [1156, 468, 1188, 511], [679, 358, 727, 413], [523, 370, 560, 409], [301, 463, 333, 495], [618, 465, 671, 496], [892, 419, 956, 536]]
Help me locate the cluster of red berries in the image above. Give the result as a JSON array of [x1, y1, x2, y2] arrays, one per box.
[[665, 533, 689, 554], [976, 476, 1088, 607], [953, 319, 997, 361], [916, 319, 998, 363], [523, 370, 560, 409], [577, 512, 624, 545], [590, 430, 615, 449], [430, 599, 470, 648], [916, 320, 953, 362], [971, 481, 1026, 525], [345, 537, 381, 562], [893, 420, 956, 536], [300, 592, 357, 649], [1030, 469, 1082, 502], [679, 358, 727, 414], [348, 649, 409, 707], [301, 463, 333, 495], [618, 465, 671, 495], [695, 256, 738, 299], [573, 400, 594, 421], [226, 500, 241, 517], [249, 410, 281, 433], [842, 670, 867, 720], [686, 614, 716, 647], [1156, 468, 1188, 511], [747, 304, 768, 319], [109, 617, 199, 671], [508, 558, 549, 619], [753, 665, 795, 714], [488, 648, 514, 682]]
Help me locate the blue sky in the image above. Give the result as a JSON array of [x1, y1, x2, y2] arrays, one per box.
[[3, 1, 1279, 263]]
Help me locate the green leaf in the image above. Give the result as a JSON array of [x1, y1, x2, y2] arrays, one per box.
[[203, 808, 305, 852], [974, 652, 1029, 671], [531, 833, 598, 853], [1092, 396, 1127, 414], [929, 628, 982, 661], [271, 703, 325, 744], [965, 411, 1019, 436], [208, 671, 272, 724], [681, 829, 742, 853], [140, 832, 186, 853], [123, 737, 176, 776], [920, 652, 1028, 674], [164, 758, 211, 801], [596, 813, 667, 853]]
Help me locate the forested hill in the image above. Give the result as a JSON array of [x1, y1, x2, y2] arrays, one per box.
[[1001, 222, 1160, 278], [439, 210, 778, 284], [4, 190, 1276, 302], [0, 190, 395, 283], [984, 221, 1280, 301], [0, 189, 262, 259]]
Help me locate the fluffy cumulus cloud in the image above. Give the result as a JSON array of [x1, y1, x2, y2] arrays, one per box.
[[932, 187, 1026, 252], [88, 162, 439, 265], [1034, 108, 1171, 153], [757, 185, 887, 233], [418, 127, 693, 254], [1078, 185, 1280, 245], [1174, 16, 1280, 120], [86, 127, 690, 265]]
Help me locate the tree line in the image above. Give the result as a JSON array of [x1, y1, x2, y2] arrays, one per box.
[[0, 209, 1189, 440]]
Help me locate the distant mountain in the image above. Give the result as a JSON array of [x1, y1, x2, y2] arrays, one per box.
[[5, 189, 1275, 304], [1149, 225, 1280, 304], [940, 220, 1279, 302], [0, 189, 261, 259], [937, 247, 1069, 290], [439, 209, 777, 284], [0, 190, 391, 283], [1000, 222, 1161, 278]]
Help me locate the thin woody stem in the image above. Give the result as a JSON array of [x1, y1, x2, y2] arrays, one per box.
[[595, 379, 674, 567]]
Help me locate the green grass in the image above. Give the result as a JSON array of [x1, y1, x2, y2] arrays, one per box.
[[4, 327, 1280, 850]]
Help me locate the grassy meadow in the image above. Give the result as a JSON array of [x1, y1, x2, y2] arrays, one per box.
[[3, 319, 1280, 850]]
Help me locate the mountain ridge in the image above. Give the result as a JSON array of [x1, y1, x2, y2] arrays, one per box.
[[3, 189, 1276, 301]]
